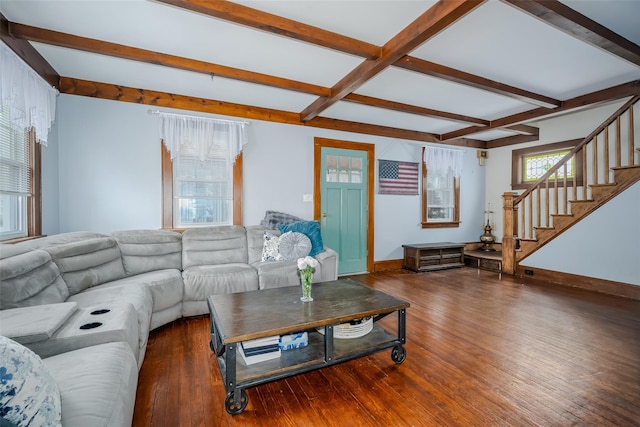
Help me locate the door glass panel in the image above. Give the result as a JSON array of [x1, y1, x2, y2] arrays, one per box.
[[351, 170, 362, 183], [326, 169, 338, 182], [339, 170, 349, 183], [326, 155, 337, 168]]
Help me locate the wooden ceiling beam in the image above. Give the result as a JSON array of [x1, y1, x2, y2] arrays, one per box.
[[503, 0, 640, 67], [155, 0, 380, 60], [0, 14, 59, 88], [394, 56, 561, 108], [299, 0, 486, 122], [58, 77, 484, 146], [441, 80, 640, 141], [343, 93, 490, 126], [11, 22, 493, 128], [9, 22, 330, 97], [503, 124, 539, 135]]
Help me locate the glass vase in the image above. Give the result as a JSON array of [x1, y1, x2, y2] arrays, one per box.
[[300, 271, 313, 302]]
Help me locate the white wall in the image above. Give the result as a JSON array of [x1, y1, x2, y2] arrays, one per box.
[[51, 94, 486, 261], [521, 181, 640, 285], [56, 95, 161, 233]]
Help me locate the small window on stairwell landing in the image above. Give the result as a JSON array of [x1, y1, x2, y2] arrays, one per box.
[[511, 139, 585, 190]]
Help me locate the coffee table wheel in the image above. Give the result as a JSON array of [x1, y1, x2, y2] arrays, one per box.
[[209, 340, 225, 357], [391, 345, 406, 364], [225, 390, 248, 415]]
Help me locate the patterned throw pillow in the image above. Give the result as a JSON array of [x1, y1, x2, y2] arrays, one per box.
[[0, 336, 62, 427], [261, 232, 282, 261], [278, 232, 312, 261]]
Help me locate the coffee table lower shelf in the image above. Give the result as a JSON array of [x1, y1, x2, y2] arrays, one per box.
[[212, 313, 407, 414]]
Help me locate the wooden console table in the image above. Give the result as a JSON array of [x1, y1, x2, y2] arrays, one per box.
[[402, 242, 465, 272]]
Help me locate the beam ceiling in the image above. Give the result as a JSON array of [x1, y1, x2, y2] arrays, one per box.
[[2, 0, 639, 148]]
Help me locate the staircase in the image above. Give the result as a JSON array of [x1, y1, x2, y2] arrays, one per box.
[[502, 95, 640, 275]]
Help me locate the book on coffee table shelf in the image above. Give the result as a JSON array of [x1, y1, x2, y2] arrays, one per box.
[[279, 332, 308, 351], [239, 335, 281, 365]]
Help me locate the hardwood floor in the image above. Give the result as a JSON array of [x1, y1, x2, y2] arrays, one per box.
[[133, 268, 640, 426]]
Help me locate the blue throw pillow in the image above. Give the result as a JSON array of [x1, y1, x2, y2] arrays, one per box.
[[278, 221, 325, 257]]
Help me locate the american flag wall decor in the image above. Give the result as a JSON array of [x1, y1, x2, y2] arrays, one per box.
[[378, 160, 419, 195]]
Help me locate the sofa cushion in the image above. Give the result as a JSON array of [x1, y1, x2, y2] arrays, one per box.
[[253, 261, 301, 290], [45, 237, 125, 296], [278, 220, 325, 257], [106, 270, 183, 313], [182, 226, 248, 268], [278, 232, 311, 261], [182, 264, 258, 316], [43, 342, 137, 427], [14, 232, 107, 251], [0, 336, 62, 427], [111, 230, 182, 276], [0, 249, 69, 310]]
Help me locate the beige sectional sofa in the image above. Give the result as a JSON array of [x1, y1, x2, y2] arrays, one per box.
[[0, 224, 338, 427]]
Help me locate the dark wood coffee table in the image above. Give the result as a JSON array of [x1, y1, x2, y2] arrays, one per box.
[[207, 278, 410, 414]]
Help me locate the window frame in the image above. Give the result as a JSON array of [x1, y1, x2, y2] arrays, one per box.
[[0, 119, 42, 242], [421, 148, 460, 229], [161, 141, 242, 230], [511, 139, 584, 190]]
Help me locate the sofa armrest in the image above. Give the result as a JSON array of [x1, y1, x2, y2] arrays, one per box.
[[314, 247, 339, 282], [0, 302, 78, 344]]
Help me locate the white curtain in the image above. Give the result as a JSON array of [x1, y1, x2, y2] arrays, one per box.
[[423, 146, 464, 178], [0, 42, 58, 146], [158, 112, 248, 161]]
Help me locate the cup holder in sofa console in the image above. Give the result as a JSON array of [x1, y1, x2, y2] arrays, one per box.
[[79, 322, 103, 330], [90, 309, 111, 315]]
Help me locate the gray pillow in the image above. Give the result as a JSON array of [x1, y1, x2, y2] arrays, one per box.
[[278, 232, 312, 261]]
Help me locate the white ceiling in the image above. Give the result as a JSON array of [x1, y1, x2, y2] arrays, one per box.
[[2, 0, 639, 145]]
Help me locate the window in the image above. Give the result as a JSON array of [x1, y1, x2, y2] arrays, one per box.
[[326, 154, 362, 183], [0, 106, 41, 241], [421, 146, 461, 228], [162, 143, 242, 229], [511, 139, 584, 190], [173, 148, 232, 227], [157, 113, 247, 230]]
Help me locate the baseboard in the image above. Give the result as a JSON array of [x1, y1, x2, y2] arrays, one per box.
[[373, 259, 403, 272], [515, 266, 640, 301]]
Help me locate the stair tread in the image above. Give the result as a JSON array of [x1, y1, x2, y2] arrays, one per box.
[[569, 199, 594, 204], [534, 226, 554, 230], [551, 213, 574, 217], [611, 164, 640, 170], [590, 182, 617, 188]]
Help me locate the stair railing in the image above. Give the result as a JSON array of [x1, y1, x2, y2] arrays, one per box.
[[502, 95, 639, 274]]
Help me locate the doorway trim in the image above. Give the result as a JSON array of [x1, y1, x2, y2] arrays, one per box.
[[314, 137, 375, 273]]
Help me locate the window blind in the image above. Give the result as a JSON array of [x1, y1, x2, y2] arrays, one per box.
[[0, 106, 30, 196]]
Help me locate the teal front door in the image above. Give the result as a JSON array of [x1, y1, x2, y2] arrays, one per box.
[[320, 147, 368, 274]]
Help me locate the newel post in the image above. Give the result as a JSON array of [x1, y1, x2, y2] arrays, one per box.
[[502, 192, 518, 275]]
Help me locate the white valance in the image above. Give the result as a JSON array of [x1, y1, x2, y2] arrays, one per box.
[[0, 42, 58, 146], [423, 146, 464, 178], [157, 111, 248, 161]]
